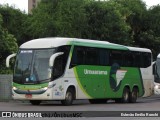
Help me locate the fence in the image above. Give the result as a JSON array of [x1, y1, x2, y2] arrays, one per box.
[[0, 75, 12, 101]]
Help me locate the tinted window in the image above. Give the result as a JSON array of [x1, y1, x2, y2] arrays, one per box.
[[71, 47, 85, 66], [141, 52, 151, 68], [123, 51, 134, 67], [71, 46, 110, 67], [52, 46, 71, 80], [70, 46, 151, 68], [132, 52, 141, 67], [99, 49, 110, 66], [110, 50, 123, 65], [125, 51, 151, 68], [85, 48, 99, 65]]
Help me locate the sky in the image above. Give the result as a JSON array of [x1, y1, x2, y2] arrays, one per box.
[[0, 0, 28, 13], [0, 0, 160, 13]]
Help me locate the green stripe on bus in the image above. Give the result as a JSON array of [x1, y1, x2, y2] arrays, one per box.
[[13, 82, 48, 90], [69, 41, 128, 50], [73, 67, 92, 99]]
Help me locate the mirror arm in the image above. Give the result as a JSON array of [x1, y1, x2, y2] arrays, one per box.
[[6, 53, 16, 68], [49, 52, 64, 67]]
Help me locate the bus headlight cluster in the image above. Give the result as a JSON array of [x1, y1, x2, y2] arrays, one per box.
[[155, 85, 160, 89], [13, 87, 17, 90], [43, 87, 48, 91]]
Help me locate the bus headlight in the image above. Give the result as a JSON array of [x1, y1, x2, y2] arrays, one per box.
[[13, 86, 17, 90], [43, 87, 48, 91], [155, 85, 160, 89]]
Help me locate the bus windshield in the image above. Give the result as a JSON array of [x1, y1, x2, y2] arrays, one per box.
[[14, 49, 55, 84], [155, 58, 160, 83]]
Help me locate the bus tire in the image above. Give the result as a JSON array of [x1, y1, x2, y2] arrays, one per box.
[[121, 87, 130, 103], [129, 87, 138, 103], [30, 100, 41, 105], [61, 89, 74, 106]]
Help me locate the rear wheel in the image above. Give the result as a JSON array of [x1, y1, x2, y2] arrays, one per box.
[[61, 89, 74, 106], [121, 87, 130, 103], [115, 87, 130, 103], [129, 87, 138, 103], [30, 100, 41, 105]]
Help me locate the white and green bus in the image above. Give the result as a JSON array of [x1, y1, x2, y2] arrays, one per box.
[[6, 37, 154, 105]]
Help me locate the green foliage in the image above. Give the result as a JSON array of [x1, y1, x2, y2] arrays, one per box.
[[143, 5, 160, 57], [53, 0, 88, 38], [26, 0, 57, 38], [1, 0, 160, 73], [115, 0, 147, 44], [0, 4, 28, 45], [26, 0, 88, 39], [85, 0, 131, 45], [0, 14, 18, 74]]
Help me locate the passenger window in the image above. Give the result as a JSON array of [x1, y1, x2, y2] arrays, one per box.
[[99, 49, 109, 66], [85, 48, 99, 65], [141, 53, 151, 68], [110, 51, 123, 66], [123, 52, 134, 67], [70, 47, 85, 67], [132, 52, 141, 67]]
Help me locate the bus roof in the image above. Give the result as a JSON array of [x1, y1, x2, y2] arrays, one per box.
[[20, 37, 70, 49], [20, 37, 151, 52]]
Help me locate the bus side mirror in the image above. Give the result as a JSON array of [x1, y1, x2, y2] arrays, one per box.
[[6, 53, 16, 68], [49, 52, 64, 67]]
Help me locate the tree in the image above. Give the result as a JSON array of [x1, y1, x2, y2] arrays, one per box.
[[25, 0, 57, 39], [26, 0, 88, 39], [114, 0, 147, 46], [84, 0, 131, 45], [0, 14, 18, 74], [0, 4, 28, 45], [52, 0, 88, 38], [143, 5, 160, 58]]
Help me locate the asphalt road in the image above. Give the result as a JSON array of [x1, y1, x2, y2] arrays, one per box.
[[0, 95, 160, 120]]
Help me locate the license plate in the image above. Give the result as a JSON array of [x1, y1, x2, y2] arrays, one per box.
[[25, 94, 32, 99]]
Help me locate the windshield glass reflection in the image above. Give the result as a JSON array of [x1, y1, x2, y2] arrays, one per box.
[[14, 49, 55, 84]]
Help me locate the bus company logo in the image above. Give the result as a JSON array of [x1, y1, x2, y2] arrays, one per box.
[[84, 69, 107, 75], [2, 112, 12, 118]]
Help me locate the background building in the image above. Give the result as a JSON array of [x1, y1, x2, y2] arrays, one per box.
[[28, 0, 41, 13]]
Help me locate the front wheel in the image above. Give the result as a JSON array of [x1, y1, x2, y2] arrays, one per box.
[[61, 89, 74, 106]]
